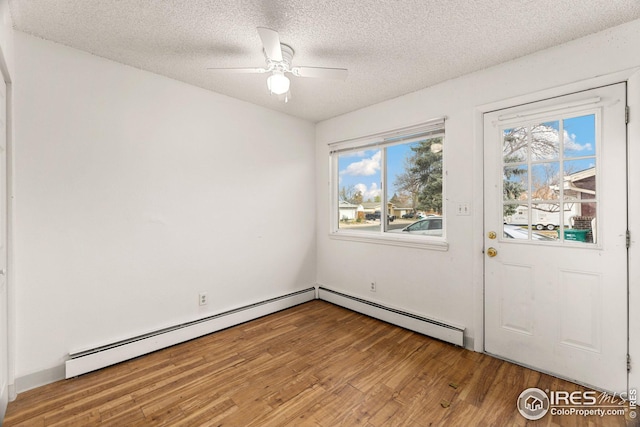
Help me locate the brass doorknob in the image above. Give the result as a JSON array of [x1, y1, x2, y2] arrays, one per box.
[[487, 247, 498, 257], [488, 231, 497, 239]]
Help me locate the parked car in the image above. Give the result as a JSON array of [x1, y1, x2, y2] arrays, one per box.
[[388, 216, 443, 236], [365, 212, 381, 220], [402, 212, 415, 219], [503, 225, 554, 241], [365, 211, 395, 222], [416, 213, 437, 220]]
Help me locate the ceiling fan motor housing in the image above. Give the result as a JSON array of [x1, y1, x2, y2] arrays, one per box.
[[265, 44, 294, 72]]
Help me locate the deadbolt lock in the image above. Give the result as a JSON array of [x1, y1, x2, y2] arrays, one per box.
[[487, 247, 498, 257], [488, 231, 497, 239]]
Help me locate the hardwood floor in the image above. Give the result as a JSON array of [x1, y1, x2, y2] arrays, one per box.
[[4, 300, 637, 426]]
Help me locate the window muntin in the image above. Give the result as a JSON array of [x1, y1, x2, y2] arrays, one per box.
[[501, 112, 598, 244], [333, 128, 444, 239]]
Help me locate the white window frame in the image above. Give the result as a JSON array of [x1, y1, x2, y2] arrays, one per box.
[[328, 118, 448, 251]]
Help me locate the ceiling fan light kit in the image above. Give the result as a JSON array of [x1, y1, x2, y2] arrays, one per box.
[[208, 27, 347, 102], [267, 71, 290, 95]]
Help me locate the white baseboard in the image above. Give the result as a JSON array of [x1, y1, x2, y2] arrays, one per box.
[[1, 383, 7, 424], [15, 365, 65, 394], [8, 383, 15, 401], [65, 288, 316, 378], [318, 286, 465, 347]]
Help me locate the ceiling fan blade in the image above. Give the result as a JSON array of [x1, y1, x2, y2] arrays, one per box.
[[257, 27, 283, 61], [207, 67, 267, 74], [291, 66, 348, 80]]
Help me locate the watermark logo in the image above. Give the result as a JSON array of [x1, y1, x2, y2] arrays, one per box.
[[517, 388, 550, 420], [517, 387, 637, 420]]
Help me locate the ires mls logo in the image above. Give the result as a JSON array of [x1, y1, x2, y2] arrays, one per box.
[[517, 387, 636, 420], [548, 390, 597, 405], [517, 388, 550, 420]]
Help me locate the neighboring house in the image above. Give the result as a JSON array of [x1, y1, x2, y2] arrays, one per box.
[[338, 200, 361, 221], [360, 202, 381, 215], [563, 167, 596, 217], [362, 201, 413, 218], [390, 203, 414, 218]]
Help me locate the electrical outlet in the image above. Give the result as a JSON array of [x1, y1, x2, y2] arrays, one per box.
[[199, 292, 208, 306], [370, 282, 376, 292]]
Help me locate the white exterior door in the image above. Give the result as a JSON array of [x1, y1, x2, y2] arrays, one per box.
[[483, 83, 628, 392]]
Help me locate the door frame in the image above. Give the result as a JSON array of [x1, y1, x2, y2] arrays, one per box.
[[472, 68, 640, 392]]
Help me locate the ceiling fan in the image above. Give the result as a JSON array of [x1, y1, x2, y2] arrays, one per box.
[[208, 27, 348, 102]]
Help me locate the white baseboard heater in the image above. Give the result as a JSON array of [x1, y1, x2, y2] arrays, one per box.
[[65, 288, 316, 378], [318, 287, 464, 347]]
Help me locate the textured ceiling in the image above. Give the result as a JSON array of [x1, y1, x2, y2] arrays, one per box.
[[9, 1, 640, 122]]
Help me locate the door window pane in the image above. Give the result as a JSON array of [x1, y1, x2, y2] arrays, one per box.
[[503, 203, 526, 225], [503, 224, 557, 241], [562, 202, 598, 243], [531, 163, 560, 200], [564, 159, 596, 200], [564, 115, 596, 158], [503, 224, 530, 240], [503, 127, 528, 163], [531, 121, 560, 161], [503, 165, 528, 202], [530, 203, 561, 230]]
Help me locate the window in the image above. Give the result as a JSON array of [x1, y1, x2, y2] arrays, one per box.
[[501, 112, 599, 244], [330, 119, 445, 245]]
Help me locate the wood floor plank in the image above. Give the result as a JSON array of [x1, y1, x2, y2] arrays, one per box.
[[4, 300, 636, 426]]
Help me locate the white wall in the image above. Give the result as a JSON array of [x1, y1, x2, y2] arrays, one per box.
[[0, 0, 13, 76], [13, 32, 316, 384], [316, 19, 640, 364], [0, 0, 12, 418]]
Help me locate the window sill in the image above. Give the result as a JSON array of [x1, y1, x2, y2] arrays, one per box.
[[329, 231, 449, 251]]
